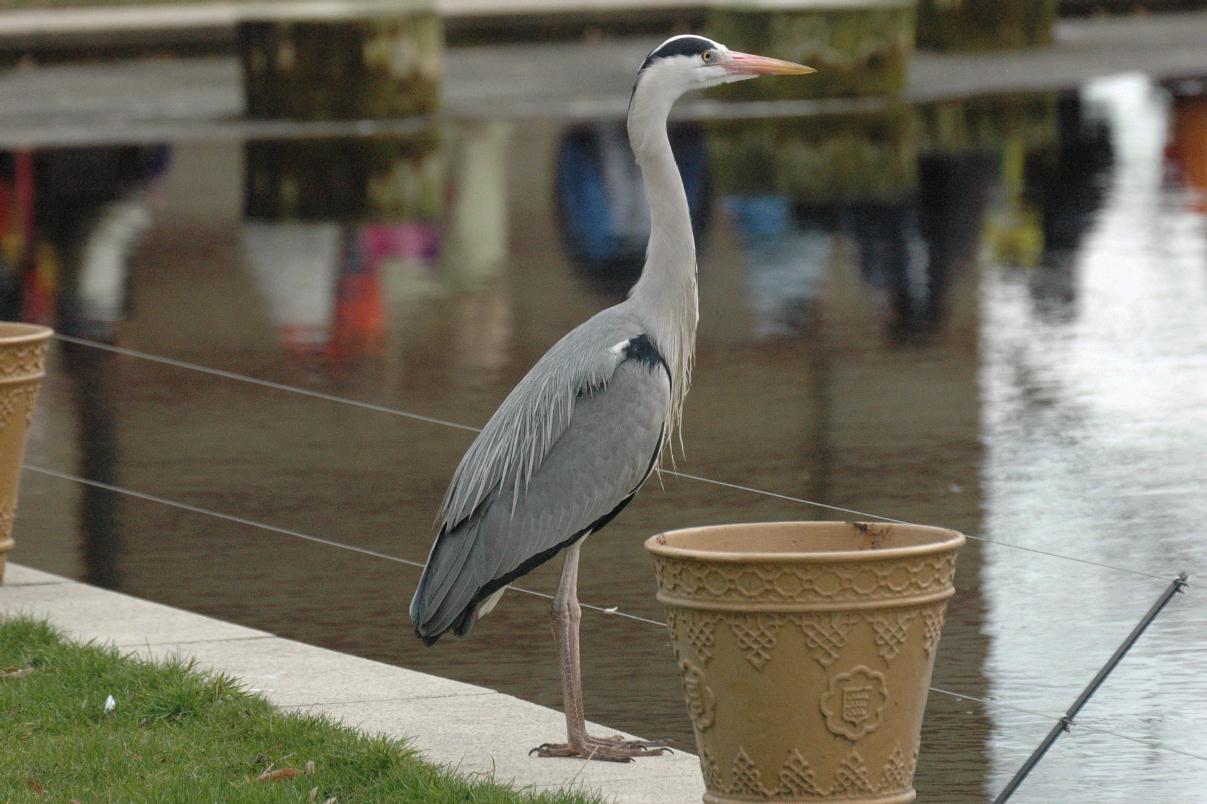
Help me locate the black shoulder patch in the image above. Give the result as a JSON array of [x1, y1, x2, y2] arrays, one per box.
[[624, 334, 669, 378], [639, 35, 717, 72]]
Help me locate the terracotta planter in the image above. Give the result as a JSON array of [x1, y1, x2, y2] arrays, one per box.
[[0, 323, 52, 583], [646, 521, 964, 803]]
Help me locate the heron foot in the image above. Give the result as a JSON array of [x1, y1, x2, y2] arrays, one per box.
[[529, 735, 670, 762]]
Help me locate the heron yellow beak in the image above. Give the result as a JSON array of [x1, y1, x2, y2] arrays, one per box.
[[723, 51, 815, 76]]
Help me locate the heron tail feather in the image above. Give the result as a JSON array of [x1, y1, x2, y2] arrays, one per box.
[[409, 518, 483, 645]]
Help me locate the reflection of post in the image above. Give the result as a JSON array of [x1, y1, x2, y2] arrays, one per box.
[[239, 3, 442, 120], [243, 134, 441, 223], [241, 133, 442, 359], [60, 339, 122, 588], [1164, 87, 1207, 213], [918, 153, 996, 328], [917, 93, 1059, 270], [917, 0, 1056, 52], [441, 121, 511, 287], [1017, 94, 1114, 322], [2, 145, 166, 587], [710, 107, 917, 339], [710, 108, 916, 207], [709, 0, 915, 101]]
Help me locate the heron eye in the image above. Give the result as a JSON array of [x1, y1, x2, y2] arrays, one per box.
[[702, 50, 713, 63]]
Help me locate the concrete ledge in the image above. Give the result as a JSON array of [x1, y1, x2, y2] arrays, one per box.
[[2, 563, 70, 586], [0, 563, 706, 803]]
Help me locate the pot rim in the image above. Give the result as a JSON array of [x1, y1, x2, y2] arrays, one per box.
[[644, 520, 965, 564], [0, 323, 54, 345]]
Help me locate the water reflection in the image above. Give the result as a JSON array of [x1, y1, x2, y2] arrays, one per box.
[[709, 104, 993, 344], [725, 196, 829, 338], [555, 122, 710, 299], [981, 73, 1207, 799], [1, 144, 169, 587], [7, 75, 1207, 801], [242, 135, 443, 361], [1165, 77, 1207, 212]]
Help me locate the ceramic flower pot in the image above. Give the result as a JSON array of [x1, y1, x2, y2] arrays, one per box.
[[646, 521, 964, 804], [0, 323, 52, 583]]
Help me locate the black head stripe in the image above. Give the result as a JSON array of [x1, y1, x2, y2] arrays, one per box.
[[639, 35, 718, 73]]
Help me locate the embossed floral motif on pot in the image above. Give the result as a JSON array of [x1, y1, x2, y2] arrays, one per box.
[[821, 665, 889, 740]]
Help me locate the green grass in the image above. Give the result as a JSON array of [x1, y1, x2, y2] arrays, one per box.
[[0, 617, 598, 803]]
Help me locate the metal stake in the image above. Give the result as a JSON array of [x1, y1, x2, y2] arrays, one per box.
[[994, 572, 1189, 802]]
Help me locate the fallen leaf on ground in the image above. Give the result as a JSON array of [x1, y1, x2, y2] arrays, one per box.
[[257, 768, 304, 782], [1, 666, 34, 679], [308, 787, 319, 802], [104, 694, 116, 713], [305, 760, 315, 776], [27, 779, 43, 796]]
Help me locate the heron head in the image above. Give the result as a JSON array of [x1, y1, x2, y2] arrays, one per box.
[[635, 35, 815, 98]]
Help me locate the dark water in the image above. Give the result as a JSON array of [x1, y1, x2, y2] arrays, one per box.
[[5, 72, 1206, 802]]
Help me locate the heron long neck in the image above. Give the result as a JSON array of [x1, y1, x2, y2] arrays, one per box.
[[627, 86, 699, 442]]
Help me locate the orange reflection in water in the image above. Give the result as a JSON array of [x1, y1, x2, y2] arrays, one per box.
[[1167, 96, 1207, 212]]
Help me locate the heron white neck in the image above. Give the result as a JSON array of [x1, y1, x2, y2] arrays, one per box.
[[626, 80, 699, 443]]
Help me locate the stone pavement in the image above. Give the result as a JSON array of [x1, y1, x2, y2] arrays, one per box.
[[1, 563, 706, 804]]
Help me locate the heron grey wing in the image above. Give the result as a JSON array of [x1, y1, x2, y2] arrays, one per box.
[[437, 311, 636, 535], [414, 356, 669, 637], [478, 356, 670, 583]]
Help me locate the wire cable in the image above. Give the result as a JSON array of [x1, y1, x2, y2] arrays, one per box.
[[51, 334, 480, 434], [22, 465, 1206, 769], [49, 334, 1175, 584], [21, 464, 669, 630], [930, 686, 1207, 765], [656, 470, 1173, 583]]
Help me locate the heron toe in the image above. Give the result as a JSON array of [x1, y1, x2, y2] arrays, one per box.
[[529, 735, 670, 762]]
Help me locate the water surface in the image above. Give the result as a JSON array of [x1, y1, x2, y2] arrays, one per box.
[[4, 72, 1206, 802]]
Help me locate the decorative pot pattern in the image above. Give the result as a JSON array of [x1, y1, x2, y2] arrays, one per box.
[[0, 325, 52, 583], [652, 550, 958, 608], [648, 522, 963, 804]]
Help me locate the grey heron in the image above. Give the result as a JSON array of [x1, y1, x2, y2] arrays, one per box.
[[410, 35, 813, 761]]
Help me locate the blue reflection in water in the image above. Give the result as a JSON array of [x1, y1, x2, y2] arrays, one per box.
[[725, 195, 829, 339], [555, 122, 710, 297]]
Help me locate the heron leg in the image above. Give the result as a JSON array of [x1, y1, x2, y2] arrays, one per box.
[[531, 541, 669, 762]]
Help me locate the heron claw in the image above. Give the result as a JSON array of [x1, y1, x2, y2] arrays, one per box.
[[529, 736, 670, 762]]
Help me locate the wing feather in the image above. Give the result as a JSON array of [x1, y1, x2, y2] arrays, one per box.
[[438, 309, 635, 533], [412, 346, 669, 641]]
